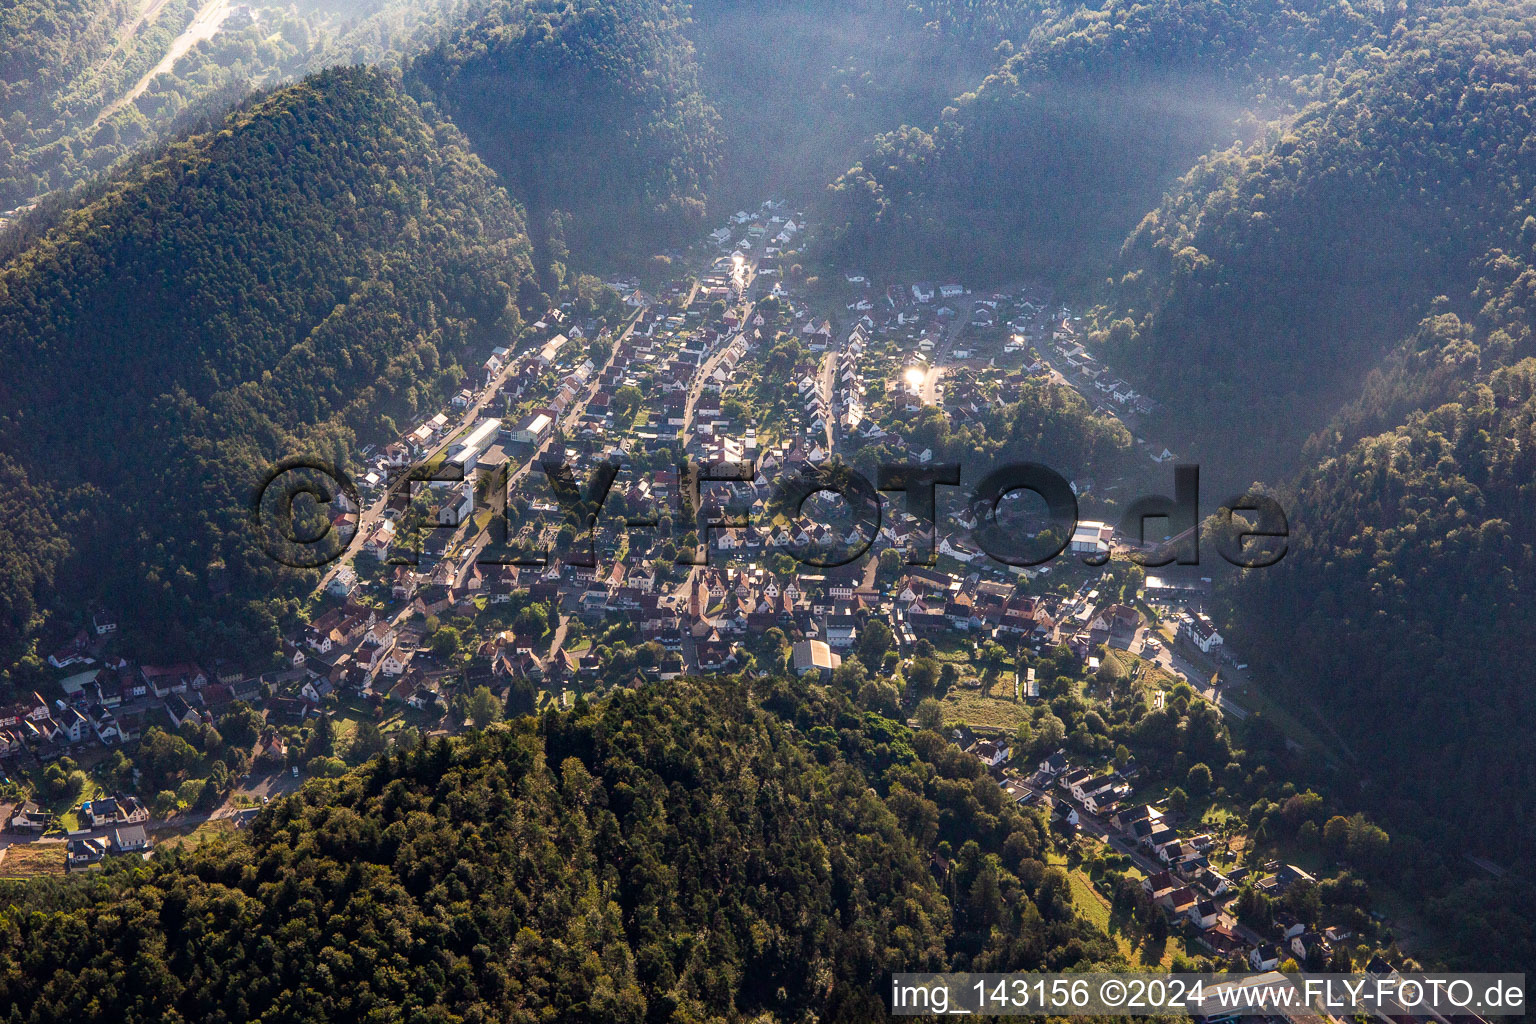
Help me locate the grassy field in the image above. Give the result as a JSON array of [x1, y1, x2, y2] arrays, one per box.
[[937, 680, 1030, 732], [1068, 868, 1111, 930], [1054, 834, 1195, 969], [328, 702, 370, 747], [1138, 661, 1183, 692], [1070, 867, 1188, 969], [1199, 804, 1238, 827], [1104, 648, 1182, 695], [927, 637, 976, 662], [0, 842, 65, 878], [329, 697, 419, 743], [1103, 649, 1136, 675]]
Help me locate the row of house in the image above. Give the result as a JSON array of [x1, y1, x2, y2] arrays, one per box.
[[1027, 752, 1248, 949], [8, 793, 148, 834], [0, 658, 254, 759]]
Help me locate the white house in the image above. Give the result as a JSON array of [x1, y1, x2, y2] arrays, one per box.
[[974, 739, 1011, 767], [377, 646, 411, 678], [1070, 772, 1119, 805], [1249, 945, 1282, 971], [939, 535, 980, 562], [1187, 899, 1222, 930], [362, 519, 396, 559], [327, 565, 358, 598], [112, 824, 151, 853], [823, 619, 858, 649], [1185, 613, 1224, 654]]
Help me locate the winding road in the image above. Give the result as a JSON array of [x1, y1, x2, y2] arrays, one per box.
[[96, 0, 232, 125]]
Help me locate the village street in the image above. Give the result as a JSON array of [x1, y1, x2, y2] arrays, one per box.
[[448, 306, 646, 588], [317, 348, 528, 594], [673, 286, 758, 672]]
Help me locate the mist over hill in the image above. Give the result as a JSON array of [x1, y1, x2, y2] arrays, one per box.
[[407, 0, 721, 262], [3, 0, 1536, 995]]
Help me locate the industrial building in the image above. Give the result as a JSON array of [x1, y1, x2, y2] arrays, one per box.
[[447, 418, 502, 474]]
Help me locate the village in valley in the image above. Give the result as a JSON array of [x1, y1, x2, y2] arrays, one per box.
[[0, 200, 1404, 979]]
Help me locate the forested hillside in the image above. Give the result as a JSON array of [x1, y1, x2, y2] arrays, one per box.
[[1227, 331, 1536, 873], [3, 0, 1068, 264], [904, 0, 1056, 46], [822, 0, 1381, 282], [0, 454, 70, 675], [685, 0, 1025, 211], [0, 0, 202, 207], [805, 0, 1536, 905], [1070, 0, 1536, 885], [0, 0, 126, 120], [1095, 0, 1536, 477], [1222, 350, 1536, 971], [1001, 378, 1134, 478], [0, 0, 498, 214], [0, 66, 534, 667], [408, 0, 720, 263], [0, 677, 1117, 1021]]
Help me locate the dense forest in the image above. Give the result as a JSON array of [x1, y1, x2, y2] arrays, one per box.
[[0, 66, 535, 668], [2, 0, 1055, 260], [0, 0, 200, 207], [1096, 0, 1536, 480], [2, 0, 1079, 261], [0, 676, 1122, 1020], [820, 0, 1383, 282], [408, 0, 720, 262], [0, 0, 494, 212], [1222, 356, 1536, 969], [1229, 355, 1536, 860], [684, 0, 1020, 211], [0, 0, 129, 121], [904, 0, 1056, 46], [846, 372, 1133, 495], [0, 454, 71, 674]]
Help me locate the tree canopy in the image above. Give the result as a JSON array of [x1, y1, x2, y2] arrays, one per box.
[[0, 66, 535, 665], [0, 675, 1118, 1020]]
